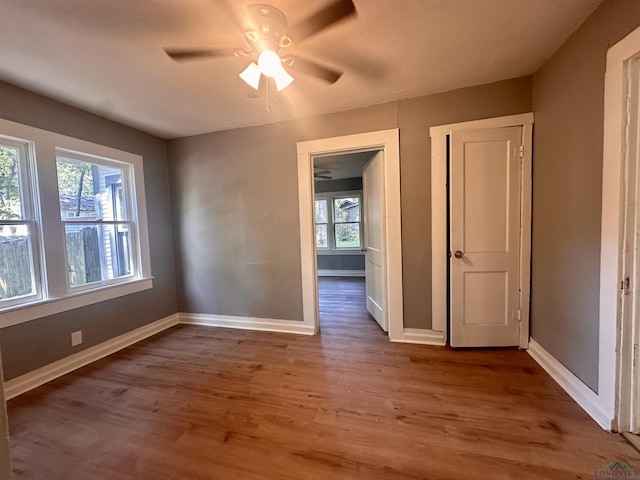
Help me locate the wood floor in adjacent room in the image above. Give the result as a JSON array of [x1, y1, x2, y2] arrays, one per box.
[[7, 277, 639, 479]]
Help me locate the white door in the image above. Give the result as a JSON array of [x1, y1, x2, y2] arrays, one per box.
[[363, 151, 387, 331], [450, 127, 522, 347]]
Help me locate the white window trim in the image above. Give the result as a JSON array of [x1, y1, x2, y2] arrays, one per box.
[[314, 197, 330, 251], [56, 148, 139, 293], [0, 137, 43, 308], [314, 190, 364, 255], [0, 118, 153, 329]]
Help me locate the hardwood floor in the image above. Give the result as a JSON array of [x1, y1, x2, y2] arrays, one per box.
[[7, 277, 640, 479]]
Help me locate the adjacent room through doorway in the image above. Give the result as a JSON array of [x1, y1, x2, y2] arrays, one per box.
[[312, 151, 385, 335]]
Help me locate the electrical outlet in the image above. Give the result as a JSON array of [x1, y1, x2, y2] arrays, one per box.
[[71, 330, 82, 347]]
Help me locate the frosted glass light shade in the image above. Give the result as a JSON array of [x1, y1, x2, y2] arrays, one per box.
[[239, 62, 260, 90], [239, 52, 294, 92], [273, 68, 294, 91]]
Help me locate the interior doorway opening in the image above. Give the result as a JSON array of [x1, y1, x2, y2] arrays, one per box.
[[312, 151, 386, 334], [296, 129, 403, 340]]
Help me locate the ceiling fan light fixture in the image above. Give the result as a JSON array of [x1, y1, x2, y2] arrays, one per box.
[[239, 62, 261, 90]]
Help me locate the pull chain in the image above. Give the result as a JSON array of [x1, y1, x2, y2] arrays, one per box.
[[265, 78, 270, 113]]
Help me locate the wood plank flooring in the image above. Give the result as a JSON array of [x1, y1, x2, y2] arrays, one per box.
[[6, 277, 640, 479]]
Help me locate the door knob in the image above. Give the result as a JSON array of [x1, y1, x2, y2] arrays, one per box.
[[454, 250, 464, 259]]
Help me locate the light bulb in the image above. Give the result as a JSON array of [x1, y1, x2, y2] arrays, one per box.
[[258, 50, 282, 78]]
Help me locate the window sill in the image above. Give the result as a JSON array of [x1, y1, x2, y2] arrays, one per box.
[[316, 249, 365, 256], [0, 277, 153, 329]]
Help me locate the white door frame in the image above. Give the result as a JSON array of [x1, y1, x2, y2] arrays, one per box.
[[600, 24, 640, 432], [430, 113, 534, 347], [296, 129, 404, 340]]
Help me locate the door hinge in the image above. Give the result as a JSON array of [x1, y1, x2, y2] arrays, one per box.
[[515, 309, 522, 322], [519, 145, 524, 158], [634, 343, 638, 368], [624, 276, 631, 295]]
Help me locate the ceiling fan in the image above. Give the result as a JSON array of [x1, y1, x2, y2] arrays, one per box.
[[164, 0, 357, 92], [314, 169, 333, 180]]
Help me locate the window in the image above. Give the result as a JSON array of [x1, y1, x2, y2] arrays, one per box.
[[0, 138, 40, 306], [0, 118, 152, 328], [314, 191, 363, 251], [56, 151, 134, 289], [315, 199, 328, 248], [333, 196, 361, 248]]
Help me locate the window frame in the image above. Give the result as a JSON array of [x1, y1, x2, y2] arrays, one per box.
[[314, 190, 364, 254], [56, 149, 139, 293], [314, 198, 329, 250], [0, 118, 153, 329], [331, 194, 363, 250], [0, 136, 44, 308]]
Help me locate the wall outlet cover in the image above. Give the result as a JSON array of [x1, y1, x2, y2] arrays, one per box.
[[71, 330, 82, 347]]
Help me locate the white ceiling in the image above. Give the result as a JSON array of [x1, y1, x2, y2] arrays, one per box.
[[0, 0, 601, 139]]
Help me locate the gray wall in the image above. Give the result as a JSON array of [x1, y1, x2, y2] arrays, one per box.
[[317, 255, 365, 271], [531, 0, 640, 392], [314, 177, 363, 193], [168, 77, 532, 327], [0, 81, 177, 380]]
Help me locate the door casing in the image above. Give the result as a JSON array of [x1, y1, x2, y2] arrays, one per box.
[[430, 113, 534, 347], [296, 129, 403, 340], [601, 24, 640, 432]]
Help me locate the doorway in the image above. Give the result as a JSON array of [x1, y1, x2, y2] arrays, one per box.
[[601, 24, 640, 432], [430, 113, 534, 347], [313, 150, 380, 334], [296, 129, 403, 340]]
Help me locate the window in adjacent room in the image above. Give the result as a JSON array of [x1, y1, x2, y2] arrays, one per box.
[[314, 191, 362, 251], [315, 198, 328, 249], [333, 196, 361, 248]]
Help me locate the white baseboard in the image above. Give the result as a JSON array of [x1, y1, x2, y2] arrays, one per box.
[[391, 328, 446, 346], [4, 314, 179, 400], [179, 313, 315, 335], [527, 339, 612, 430], [317, 270, 365, 277]]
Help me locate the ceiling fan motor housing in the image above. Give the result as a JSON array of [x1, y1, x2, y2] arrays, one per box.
[[244, 4, 292, 54]]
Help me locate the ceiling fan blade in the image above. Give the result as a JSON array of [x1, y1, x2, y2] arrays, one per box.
[[165, 48, 239, 61], [314, 170, 332, 175], [315, 175, 333, 180], [284, 56, 343, 84], [289, 0, 357, 43]]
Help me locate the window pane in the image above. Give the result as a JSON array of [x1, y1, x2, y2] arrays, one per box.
[[0, 224, 35, 300], [0, 145, 23, 220], [316, 224, 328, 248], [57, 158, 127, 221], [315, 199, 327, 224], [335, 223, 361, 248], [334, 197, 360, 222], [65, 223, 132, 287]]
